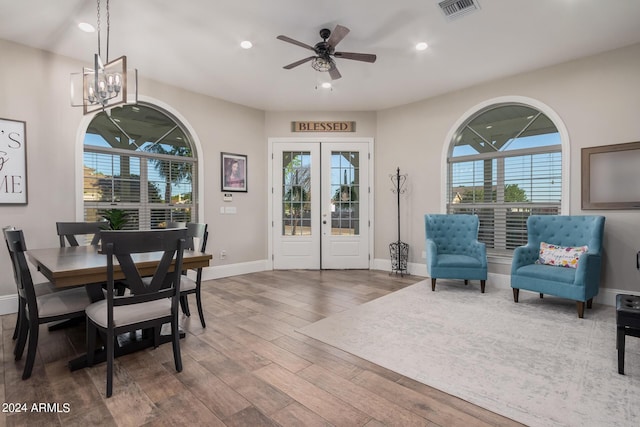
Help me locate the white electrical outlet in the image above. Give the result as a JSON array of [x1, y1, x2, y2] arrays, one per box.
[[421, 251, 427, 259], [220, 250, 227, 259]]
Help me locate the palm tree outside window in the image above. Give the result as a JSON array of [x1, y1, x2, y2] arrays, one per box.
[[83, 103, 197, 229]]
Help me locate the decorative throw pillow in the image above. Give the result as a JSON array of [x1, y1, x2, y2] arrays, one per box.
[[537, 242, 588, 268]]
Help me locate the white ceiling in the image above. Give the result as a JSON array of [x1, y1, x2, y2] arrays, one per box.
[[2, 0, 640, 112]]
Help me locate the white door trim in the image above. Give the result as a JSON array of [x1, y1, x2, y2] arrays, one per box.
[[268, 137, 374, 270]]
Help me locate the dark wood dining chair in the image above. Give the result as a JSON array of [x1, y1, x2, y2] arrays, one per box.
[[168, 222, 209, 328], [56, 221, 106, 247], [85, 229, 186, 397], [4, 228, 92, 380], [3, 226, 23, 342]]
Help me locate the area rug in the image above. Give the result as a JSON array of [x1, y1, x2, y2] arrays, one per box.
[[297, 280, 640, 427]]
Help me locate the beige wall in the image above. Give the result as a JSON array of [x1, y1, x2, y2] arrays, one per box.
[[376, 43, 640, 292], [2, 37, 640, 305], [0, 39, 266, 300]]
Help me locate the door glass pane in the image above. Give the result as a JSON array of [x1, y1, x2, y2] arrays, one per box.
[[282, 151, 311, 236], [331, 151, 359, 236]]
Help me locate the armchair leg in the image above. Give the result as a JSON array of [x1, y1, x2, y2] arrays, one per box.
[[577, 301, 585, 318], [464, 280, 469, 286], [480, 280, 486, 293], [587, 298, 593, 309], [512, 288, 519, 302], [539, 293, 544, 299], [431, 278, 436, 292]]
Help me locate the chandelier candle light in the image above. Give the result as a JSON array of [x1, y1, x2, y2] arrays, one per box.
[[70, 0, 137, 114]]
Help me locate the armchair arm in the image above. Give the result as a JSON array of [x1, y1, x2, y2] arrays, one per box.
[[425, 239, 438, 269], [511, 245, 539, 275], [574, 252, 602, 297], [468, 240, 487, 267]]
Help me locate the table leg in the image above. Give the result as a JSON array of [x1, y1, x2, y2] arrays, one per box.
[[617, 325, 626, 375], [68, 325, 186, 371]]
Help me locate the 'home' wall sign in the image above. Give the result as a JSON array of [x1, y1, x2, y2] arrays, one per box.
[[0, 118, 27, 205]]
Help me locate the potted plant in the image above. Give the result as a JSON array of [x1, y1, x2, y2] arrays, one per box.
[[99, 209, 130, 230]]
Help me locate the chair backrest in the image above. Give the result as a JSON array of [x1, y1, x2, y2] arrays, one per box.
[[56, 221, 107, 247], [425, 214, 480, 255], [3, 225, 20, 289], [167, 222, 208, 252], [100, 229, 186, 309], [3, 228, 38, 311], [526, 215, 605, 254]]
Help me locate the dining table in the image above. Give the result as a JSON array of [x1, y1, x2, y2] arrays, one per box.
[[26, 244, 212, 370]]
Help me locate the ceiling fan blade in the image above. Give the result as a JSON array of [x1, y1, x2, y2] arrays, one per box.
[[329, 65, 342, 80], [334, 51, 377, 63], [283, 56, 316, 69], [326, 25, 350, 48], [276, 35, 316, 52]]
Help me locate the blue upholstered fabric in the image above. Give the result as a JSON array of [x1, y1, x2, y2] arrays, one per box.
[[511, 215, 605, 302], [424, 214, 487, 281]]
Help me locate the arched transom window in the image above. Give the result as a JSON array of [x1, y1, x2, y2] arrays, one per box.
[[83, 103, 197, 229], [447, 103, 562, 256]]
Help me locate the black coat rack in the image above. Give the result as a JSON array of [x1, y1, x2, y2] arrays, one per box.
[[389, 167, 408, 276]]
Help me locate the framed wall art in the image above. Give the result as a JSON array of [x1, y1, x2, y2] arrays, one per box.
[[582, 141, 640, 209], [221, 152, 247, 192], [0, 117, 27, 204]]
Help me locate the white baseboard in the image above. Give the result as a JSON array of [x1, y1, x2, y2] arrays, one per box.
[[371, 258, 638, 308], [199, 260, 270, 281], [3, 260, 635, 316], [0, 294, 18, 316]]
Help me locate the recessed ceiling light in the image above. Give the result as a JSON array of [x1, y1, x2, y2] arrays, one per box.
[[415, 42, 428, 51], [321, 82, 332, 89], [240, 40, 253, 49], [78, 22, 95, 33]]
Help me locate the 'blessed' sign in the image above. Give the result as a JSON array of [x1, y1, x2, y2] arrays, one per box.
[[291, 121, 355, 132]]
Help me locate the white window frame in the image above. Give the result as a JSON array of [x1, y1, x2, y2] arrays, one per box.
[[75, 96, 205, 225], [441, 96, 570, 262]]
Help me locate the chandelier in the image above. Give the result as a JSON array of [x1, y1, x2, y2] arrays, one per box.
[[70, 0, 137, 114]]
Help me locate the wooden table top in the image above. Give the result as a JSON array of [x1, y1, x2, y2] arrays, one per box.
[[27, 245, 212, 288]]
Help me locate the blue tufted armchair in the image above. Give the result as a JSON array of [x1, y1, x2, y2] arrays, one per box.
[[424, 214, 488, 293], [511, 215, 605, 318]]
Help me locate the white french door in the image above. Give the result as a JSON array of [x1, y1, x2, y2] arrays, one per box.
[[271, 139, 371, 270]]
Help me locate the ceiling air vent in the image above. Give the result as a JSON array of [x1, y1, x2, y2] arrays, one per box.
[[438, 0, 480, 20]]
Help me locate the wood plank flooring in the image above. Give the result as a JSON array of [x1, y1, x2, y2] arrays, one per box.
[[1, 270, 524, 426]]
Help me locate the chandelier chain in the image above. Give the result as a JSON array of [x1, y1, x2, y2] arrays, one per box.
[[106, 0, 110, 62], [95, 0, 111, 62], [96, 0, 101, 58]]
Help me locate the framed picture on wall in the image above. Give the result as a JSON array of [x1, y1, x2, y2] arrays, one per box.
[[582, 141, 640, 209], [221, 152, 247, 192], [0, 117, 28, 204]]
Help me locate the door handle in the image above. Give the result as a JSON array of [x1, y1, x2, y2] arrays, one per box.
[[323, 220, 327, 224]]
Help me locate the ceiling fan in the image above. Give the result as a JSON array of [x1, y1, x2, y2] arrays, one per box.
[[276, 25, 377, 80]]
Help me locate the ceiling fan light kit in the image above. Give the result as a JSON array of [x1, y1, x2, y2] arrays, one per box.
[[277, 25, 376, 80]]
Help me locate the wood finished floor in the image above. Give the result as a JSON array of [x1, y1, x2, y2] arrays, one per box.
[[1, 270, 524, 427]]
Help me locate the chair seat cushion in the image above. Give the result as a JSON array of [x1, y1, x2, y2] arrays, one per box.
[[86, 298, 172, 328], [180, 276, 197, 292], [36, 286, 91, 318], [437, 254, 483, 268], [515, 263, 576, 284]]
